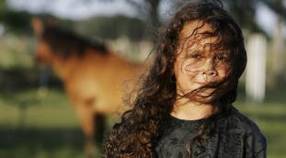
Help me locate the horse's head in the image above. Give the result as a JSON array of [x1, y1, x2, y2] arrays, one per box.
[[32, 17, 108, 65], [32, 18, 58, 65]]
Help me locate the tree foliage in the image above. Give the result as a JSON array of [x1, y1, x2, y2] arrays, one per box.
[[75, 15, 147, 41]]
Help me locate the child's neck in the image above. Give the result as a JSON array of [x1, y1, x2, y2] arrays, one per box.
[[171, 98, 219, 121]]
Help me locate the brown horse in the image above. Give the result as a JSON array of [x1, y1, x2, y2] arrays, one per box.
[[32, 18, 146, 157]]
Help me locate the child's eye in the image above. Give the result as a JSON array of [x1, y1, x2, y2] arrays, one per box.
[[216, 55, 225, 60], [188, 51, 202, 59], [216, 53, 229, 61]]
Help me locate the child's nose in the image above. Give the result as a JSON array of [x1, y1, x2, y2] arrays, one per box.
[[203, 59, 217, 77], [204, 69, 217, 77]]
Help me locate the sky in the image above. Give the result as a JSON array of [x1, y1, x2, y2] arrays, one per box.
[[7, 0, 139, 19], [7, 0, 284, 35]]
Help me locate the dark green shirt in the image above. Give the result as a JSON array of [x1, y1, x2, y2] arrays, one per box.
[[155, 105, 267, 158]]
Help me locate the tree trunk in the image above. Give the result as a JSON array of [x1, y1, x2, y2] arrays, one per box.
[[271, 17, 285, 87]]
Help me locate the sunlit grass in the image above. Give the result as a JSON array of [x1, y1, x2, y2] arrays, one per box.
[[0, 88, 285, 158], [0, 89, 79, 128]]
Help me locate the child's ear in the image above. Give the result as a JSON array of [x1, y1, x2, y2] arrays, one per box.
[[31, 17, 44, 36]]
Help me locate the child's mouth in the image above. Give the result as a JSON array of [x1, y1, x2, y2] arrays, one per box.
[[196, 88, 216, 97]]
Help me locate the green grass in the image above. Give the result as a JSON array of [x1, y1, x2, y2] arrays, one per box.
[[0, 88, 285, 158], [0, 89, 79, 128]]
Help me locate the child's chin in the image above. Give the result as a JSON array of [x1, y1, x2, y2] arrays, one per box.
[[191, 94, 220, 104]]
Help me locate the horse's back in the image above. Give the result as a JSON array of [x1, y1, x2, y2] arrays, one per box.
[[65, 50, 146, 113]]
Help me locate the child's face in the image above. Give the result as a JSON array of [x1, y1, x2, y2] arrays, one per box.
[[174, 20, 232, 104]]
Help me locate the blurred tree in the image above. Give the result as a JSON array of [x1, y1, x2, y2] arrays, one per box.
[[123, 0, 286, 34], [260, 0, 286, 19], [0, 0, 6, 20], [126, 0, 160, 27], [0, 0, 32, 34], [1, 0, 285, 36], [259, 0, 286, 86], [225, 0, 263, 33], [2, 10, 32, 34], [271, 17, 285, 86], [125, 0, 160, 41], [75, 15, 147, 41]]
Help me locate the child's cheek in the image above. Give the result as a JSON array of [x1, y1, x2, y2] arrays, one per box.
[[217, 64, 232, 79], [181, 59, 201, 74]]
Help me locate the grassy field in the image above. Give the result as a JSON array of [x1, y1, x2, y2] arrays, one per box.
[[0, 88, 285, 158]]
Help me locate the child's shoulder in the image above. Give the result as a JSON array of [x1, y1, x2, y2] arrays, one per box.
[[226, 105, 263, 135], [219, 105, 267, 156], [219, 105, 267, 146]]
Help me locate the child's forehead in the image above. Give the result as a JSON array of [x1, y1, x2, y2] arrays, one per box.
[[178, 20, 228, 51], [179, 20, 213, 39]]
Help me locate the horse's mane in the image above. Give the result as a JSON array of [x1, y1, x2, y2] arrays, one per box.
[[41, 25, 108, 58]]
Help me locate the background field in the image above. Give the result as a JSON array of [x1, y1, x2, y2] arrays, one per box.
[[0, 87, 285, 158]]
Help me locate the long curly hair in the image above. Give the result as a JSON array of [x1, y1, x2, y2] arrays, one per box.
[[104, 1, 247, 158]]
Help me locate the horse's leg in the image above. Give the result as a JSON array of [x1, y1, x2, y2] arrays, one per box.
[[94, 112, 107, 146], [74, 101, 95, 158]]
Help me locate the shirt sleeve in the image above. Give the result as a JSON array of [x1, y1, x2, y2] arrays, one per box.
[[254, 134, 267, 158]]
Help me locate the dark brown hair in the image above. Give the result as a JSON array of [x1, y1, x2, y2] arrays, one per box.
[[104, 1, 246, 157]]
